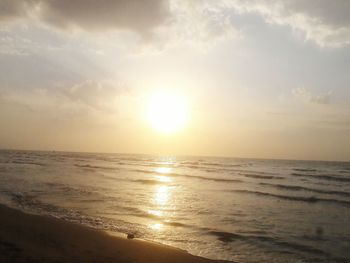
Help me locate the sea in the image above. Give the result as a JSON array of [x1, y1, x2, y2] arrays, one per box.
[[0, 150, 349, 263]]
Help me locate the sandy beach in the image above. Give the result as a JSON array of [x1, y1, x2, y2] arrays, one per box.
[[0, 204, 229, 263]]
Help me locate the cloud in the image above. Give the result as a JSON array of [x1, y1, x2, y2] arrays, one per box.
[[155, 0, 350, 49], [0, 79, 127, 114], [0, 0, 240, 51], [0, 35, 35, 55], [224, 0, 350, 48], [292, 87, 332, 104], [161, 1, 239, 46], [317, 120, 350, 127], [0, 0, 30, 21], [1, 0, 350, 48], [0, 0, 170, 35], [39, 0, 170, 34], [60, 80, 126, 111]]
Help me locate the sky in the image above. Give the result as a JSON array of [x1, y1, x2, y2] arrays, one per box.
[[0, 0, 350, 161]]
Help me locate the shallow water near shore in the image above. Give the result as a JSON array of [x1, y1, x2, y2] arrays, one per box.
[[0, 150, 349, 263]]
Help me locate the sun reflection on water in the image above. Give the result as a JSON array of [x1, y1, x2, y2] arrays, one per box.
[[148, 166, 176, 232], [155, 175, 172, 183], [155, 185, 169, 205], [155, 167, 172, 174], [148, 209, 163, 217], [154, 166, 172, 184], [150, 223, 164, 231]]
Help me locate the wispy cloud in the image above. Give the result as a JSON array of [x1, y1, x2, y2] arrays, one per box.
[[0, 79, 128, 114], [0, 0, 241, 52], [223, 0, 350, 48], [1, 0, 350, 49], [292, 87, 333, 105], [0, 0, 30, 21], [60, 80, 128, 112], [0, 0, 170, 35], [161, 1, 239, 47]]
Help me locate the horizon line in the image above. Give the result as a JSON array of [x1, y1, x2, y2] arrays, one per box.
[[1, 147, 349, 164]]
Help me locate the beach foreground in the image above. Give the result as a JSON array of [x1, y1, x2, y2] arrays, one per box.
[[0, 204, 229, 263]]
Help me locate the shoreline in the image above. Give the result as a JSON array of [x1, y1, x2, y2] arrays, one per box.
[[0, 204, 231, 263]]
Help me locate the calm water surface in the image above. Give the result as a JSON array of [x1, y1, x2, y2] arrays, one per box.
[[0, 150, 349, 263]]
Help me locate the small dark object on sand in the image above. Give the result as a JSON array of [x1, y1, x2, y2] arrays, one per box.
[[127, 233, 135, 239], [316, 226, 324, 237]]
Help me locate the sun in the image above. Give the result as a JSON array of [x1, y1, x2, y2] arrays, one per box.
[[147, 91, 189, 133]]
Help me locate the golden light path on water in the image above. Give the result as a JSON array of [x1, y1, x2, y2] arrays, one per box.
[[148, 166, 173, 231]]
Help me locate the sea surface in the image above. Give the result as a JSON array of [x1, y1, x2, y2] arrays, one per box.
[[0, 150, 349, 263]]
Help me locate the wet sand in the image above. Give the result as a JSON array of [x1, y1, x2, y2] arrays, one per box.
[[0, 204, 230, 263]]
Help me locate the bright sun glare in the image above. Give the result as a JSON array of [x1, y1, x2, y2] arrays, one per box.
[[147, 91, 189, 133]]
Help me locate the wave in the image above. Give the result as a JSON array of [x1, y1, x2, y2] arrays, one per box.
[[260, 182, 350, 197], [208, 231, 336, 258], [131, 169, 243, 183], [179, 161, 200, 166], [10, 191, 131, 223], [44, 183, 97, 196], [115, 156, 148, 163], [100, 210, 190, 228], [176, 162, 248, 174], [11, 192, 63, 213], [11, 160, 44, 166], [9, 192, 147, 237], [291, 172, 350, 182], [132, 179, 169, 185], [231, 189, 350, 207], [184, 175, 242, 183], [131, 169, 154, 174], [164, 221, 188, 227], [99, 174, 171, 186], [74, 164, 118, 170], [239, 173, 284, 180], [169, 172, 243, 183], [201, 162, 244, 168], [293, 168, 318, 172]]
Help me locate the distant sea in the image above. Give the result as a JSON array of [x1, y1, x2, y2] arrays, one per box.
[[0, 150, 349, 263]]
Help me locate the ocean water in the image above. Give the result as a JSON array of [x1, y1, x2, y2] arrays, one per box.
[[0, 150, 349, 263]]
